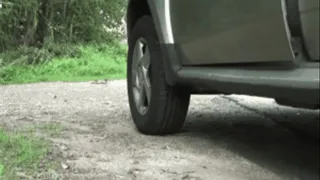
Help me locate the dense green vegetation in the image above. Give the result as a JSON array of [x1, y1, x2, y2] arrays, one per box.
[[0, 0, 127, 50], [0, 42, 127, 84], [0, 0, 127, 178], [0, 0, 128, 84]]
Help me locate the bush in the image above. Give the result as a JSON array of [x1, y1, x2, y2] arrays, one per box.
[[0, 0, 128, 84], [0, 43, 83, 66], [0, 0, 127, 52], [0, 42, 128, 84]]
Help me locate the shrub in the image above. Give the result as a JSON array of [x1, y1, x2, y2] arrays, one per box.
[[0, 0, 127, 52]]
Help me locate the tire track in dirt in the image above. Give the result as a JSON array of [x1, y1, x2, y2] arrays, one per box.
[[1, 80, 319, 180]]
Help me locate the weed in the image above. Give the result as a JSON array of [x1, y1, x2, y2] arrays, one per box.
[[0, 129, 50, 179]]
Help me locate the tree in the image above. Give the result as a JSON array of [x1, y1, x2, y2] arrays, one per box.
[[0, 0, 127, 52]]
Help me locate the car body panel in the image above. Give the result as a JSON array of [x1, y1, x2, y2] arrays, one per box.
[[127, 0, 182, 85], [143, 0, 174, 44], [169, 0, 295, 65], [177, 63, 320, 108], [299, 0, 319, 61], [126, 0, 172, 44], [126, 0, 320, 108]]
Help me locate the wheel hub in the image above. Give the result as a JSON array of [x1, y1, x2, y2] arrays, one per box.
[[132, 38, 151, 115]]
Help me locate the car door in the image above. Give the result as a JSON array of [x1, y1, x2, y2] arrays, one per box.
[[169, 0, 295, 65], [299, 0, 319, 61]]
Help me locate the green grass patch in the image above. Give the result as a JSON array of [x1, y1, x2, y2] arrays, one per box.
[[38, 122, 64, 138], [0, 129, 50, 179], [0, 164, 4, 177], [0, 42, 128, 84]]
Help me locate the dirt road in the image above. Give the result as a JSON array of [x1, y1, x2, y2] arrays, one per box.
[[0, 80, 319, 180]]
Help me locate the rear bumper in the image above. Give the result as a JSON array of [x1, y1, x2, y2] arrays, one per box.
[[299, 0, 319, 61]]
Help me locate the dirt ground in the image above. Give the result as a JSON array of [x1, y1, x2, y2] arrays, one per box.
[[0, 80, 319, 180]]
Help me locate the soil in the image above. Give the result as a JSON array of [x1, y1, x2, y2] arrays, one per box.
[[0, 80, 319, 180]]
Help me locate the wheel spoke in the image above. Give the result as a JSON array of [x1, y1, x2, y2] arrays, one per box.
[[133, 87, 140, 106], [137, 87, 146, 112], [141, 69, 151, 103], [141, 47, 151, 103], [133, 74, 139, 88], [140, 47, 150, 69], [143, 82, 151, 104], [132, 41, 144, 88], [133, 41, 144, 62], [131, 38, 151, 115]]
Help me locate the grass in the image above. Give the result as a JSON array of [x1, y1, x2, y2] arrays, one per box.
[[0, 42, 122, 177], [38, 122, 64, 138], [0, 42, 128, 84], [0, 123, 63, 179], [0, 164, 3, 177], [0, 129, 49, 179]]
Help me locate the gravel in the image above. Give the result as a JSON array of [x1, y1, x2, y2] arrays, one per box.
[[0, 80, 319, 180]]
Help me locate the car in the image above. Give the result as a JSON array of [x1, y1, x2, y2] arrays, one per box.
[[125, 0, 320, 135]]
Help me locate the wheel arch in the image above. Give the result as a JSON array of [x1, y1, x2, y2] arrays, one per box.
[[284, 0, 312, 60], [126, 0, 181, 86], [126, 0, 165, 43]]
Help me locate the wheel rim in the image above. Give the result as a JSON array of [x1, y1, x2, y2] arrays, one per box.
[[131, 38, 151, 115]]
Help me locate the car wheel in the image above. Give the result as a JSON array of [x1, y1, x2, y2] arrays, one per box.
[[127, 16, 191, 135]]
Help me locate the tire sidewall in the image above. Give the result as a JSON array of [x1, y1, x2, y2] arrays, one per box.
[[127, 16, 165, 133]]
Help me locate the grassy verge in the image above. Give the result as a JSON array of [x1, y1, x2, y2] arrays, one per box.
[[0, 129, 48, 179], [0, 123, 63, 179], [0, 42, 127, 84]]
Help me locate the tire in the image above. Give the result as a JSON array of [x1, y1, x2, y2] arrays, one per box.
[[127, 16, 191, 135]]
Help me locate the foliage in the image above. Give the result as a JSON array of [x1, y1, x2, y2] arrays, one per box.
[[0, 164, 3, 177], [0, 129, 48, 179], [0, 0, 127, 52], [0, 0, 128, 84], [0, 43, 82, 66], [0, 42, 127, 84]]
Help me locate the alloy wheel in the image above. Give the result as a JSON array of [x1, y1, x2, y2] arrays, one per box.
[[131, 38, 152, 115]]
